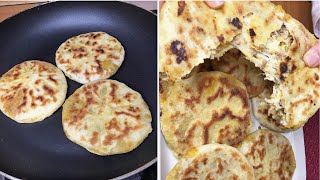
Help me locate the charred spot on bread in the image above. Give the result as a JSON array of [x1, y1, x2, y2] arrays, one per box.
[[279, 62, 288, 80], [170, 40, 188, 64], [231, 17, 242, 29], [178, 1, 186, 16], [249, 28, 256, 37], [217, 34, 224, 43]]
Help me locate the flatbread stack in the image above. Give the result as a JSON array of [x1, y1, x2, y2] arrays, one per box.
[[160, 1, 320, 130], [0, 60, 67, 123], [62, 79, 152, 155], [167, 144, 254, 180], [160, 1, 317, 179], [238, 129, 296, 180], [161, 71, 251, 158], [212, 49, 266, 97], [56, 32, 125, 84]]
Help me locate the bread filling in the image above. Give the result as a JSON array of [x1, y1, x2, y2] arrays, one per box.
[[254, 25, 293, 125], [185, 25, 294, 127]]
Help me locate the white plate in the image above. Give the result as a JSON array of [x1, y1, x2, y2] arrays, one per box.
[[160, 101, 306, 179]]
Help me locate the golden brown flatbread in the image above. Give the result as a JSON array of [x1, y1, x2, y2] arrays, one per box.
[[161, 71, 251, 158], [56, 32, 125, 84], [0, 60, 67, 123], [238, 129, 296, 180], [167, 144, 254, 180], [62, 80, 152, 155]]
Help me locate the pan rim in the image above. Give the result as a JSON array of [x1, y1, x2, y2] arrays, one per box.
[[0, 1, 157, 179], [0, 158, 157, 180]]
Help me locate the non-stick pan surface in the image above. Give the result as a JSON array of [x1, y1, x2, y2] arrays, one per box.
[[0, 1, 157, 179]]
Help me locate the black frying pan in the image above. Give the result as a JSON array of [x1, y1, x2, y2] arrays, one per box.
[[0, 1, 157, 179]]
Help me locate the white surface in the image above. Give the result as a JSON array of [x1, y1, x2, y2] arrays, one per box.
[[160, 101, 306, 180]]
